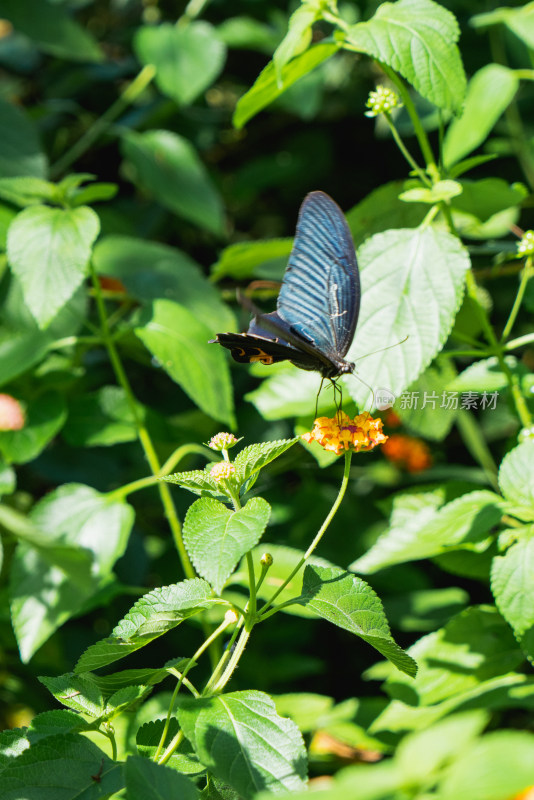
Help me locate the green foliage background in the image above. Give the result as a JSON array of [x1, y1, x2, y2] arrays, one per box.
[[1, 0, 534, 797]]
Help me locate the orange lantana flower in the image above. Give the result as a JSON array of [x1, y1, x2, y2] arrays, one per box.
[[301, 412, 388, 457], [382, 434, 432, 473]]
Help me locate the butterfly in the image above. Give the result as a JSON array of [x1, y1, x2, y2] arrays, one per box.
[[211, 190, 360, 381]]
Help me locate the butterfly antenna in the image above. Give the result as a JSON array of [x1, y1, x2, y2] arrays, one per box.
[[314, 377, 326, 419], [355, 335, 409, 364]]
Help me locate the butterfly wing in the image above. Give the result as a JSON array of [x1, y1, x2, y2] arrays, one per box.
[[212, 330, 321, 371], [277, 191, 360, 359]]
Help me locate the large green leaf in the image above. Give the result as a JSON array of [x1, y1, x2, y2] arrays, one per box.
[[121, 130, 224, 235], [346, 226, 470, 409], [273, 0, 325, 79], [75, 578, 217, 672], [0, 734, 122, 799], [7, 205, 99, 328], [0, 0, 103, 62], [299, 565, 417, 676], [210, 238, 292, 281], [0, 98, 47, 178], [499, 439, 534, 513], [491, 526, 534, 638], [93, 236, 234, 331], [9, 484, 134, 661], [345, 0, 466, 112], [443, 64, 519, 167], [183, 496, 271, 594], [124, 756, 200, 800], [176, 690, 307, 798], [345, 182, 428, 249], [396, 360, 458, 441], [351, 490, 503, 573], [135, 299, 235, 426], [134, 21, 226, 106], [233, 42, 338, 128]]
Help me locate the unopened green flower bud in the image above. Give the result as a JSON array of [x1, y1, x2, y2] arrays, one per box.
[[365, 85, 402, 118], [518, 230, 534, 256]]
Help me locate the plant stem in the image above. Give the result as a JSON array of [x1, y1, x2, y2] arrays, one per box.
[[455, 410, 499, 491], [501, 256, 533, 342], [49, 64, 156, 179], [257, 452, 352, 620], [383, 112, 430, 186], [89, 262, 195, 578]]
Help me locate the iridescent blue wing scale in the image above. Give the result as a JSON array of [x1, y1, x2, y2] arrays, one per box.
[[277, 191, 360, 359]]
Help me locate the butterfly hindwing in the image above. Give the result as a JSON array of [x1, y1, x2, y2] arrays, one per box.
[[277, 191, 360, 359], [213, 332, 320, 371]]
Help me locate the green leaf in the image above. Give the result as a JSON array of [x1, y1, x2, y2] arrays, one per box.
[[0, 458, 15, 499], [217, 16, 281, 54], [351, 490, 503, 573], [0, 734, 122, 799], [124, 756, 200, 800], [161, 468, 226, 500], [210, 238, 292, 281], [121, 130, 224, 235], [0, 176, 57, 207], [0, 0, 103, 62], [62, 386, 139, 448], [233, 42, 338, 128], [0, 390, 67, 464], [176, 690, 308, 798], [94, 236, 235, 331], [448, 355, 524, 393], [75, 578, 216, 672], [184, 497, 271, 594], [135, 299, 235, 426], [136, 719, 203, 775], [439, 730, 534, 800], [0, 97, 47, 178], [245, 367, 327, 420], [273, 1, 324, 79], [345, 0, 466, 112], [135, 21, 226, 106], [38, 673, 105, 717], [491, 527, 534, 638], [7, 205, 100, 328], [499, 439, 534, 512], [396, 360, 458, 441], [443, 64, 519, 167], [472, 4, 534, 50], [233, 438, 299, 493], [346, 227, 470, 410], [453, 179, 526, 223], [89, 657, 188, 695], [345, 182, 428, 250], [25, 710, 90, 743], [8, 485, 133, 661], [399, 179, 462, 204], [299, 564, 417, 677]]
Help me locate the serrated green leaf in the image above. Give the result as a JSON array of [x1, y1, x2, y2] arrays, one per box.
[[7, 205, 99, 328], [0, 0, 103, 62], [499, 440, 534, 512], [345, 0, 466, 112], [399, 180, 462, 204], [0, 176, 57, 207], [351, 490, 503, 573], [448, 355, 524, 393], [210, 238, 292, 281], [233, 42, 338, 128], [491, 526, 534, 638], [233, 438, 298, 492], [75, 579, 216, 672], [346, 227, 470, 410], [38, 673, 105, 717], [134, 21, 226, 106], [299, 565, 417, 676], [443, 64, 519, 167], [121, 129, 224, 235], [0, 390, 67, 464], [161, 469, 225, 499], [94, 236, 235, 331], [0, 734, 122, 799], [124, 755, 200, 800], [89, 658, 188, 696], [0, 97, 47, 178], [176, 690, 307, 798], [137, 719, 203, 774], [26, 710, 90, 743], [135, 299, 235, 427], [184, 497, 271, 593]]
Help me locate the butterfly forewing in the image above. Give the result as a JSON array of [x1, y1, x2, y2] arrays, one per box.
[[277, 191, 360, 359]]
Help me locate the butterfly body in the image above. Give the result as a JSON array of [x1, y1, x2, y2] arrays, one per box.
[[211, 191, 360, 380]]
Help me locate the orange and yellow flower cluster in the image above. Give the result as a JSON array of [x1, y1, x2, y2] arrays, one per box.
[[301, 412, 388, 456]]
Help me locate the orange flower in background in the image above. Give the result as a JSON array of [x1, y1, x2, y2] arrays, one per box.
[[0, 394, 25, 431], [301, 412, 388, 456], [382, 434, 432, 473]]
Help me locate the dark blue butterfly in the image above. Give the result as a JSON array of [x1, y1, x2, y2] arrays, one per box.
[[211, 191, 360, 380]]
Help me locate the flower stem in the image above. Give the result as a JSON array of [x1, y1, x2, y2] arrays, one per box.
[[257, 452, 353, 620], [501, 256, 534, 342]]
